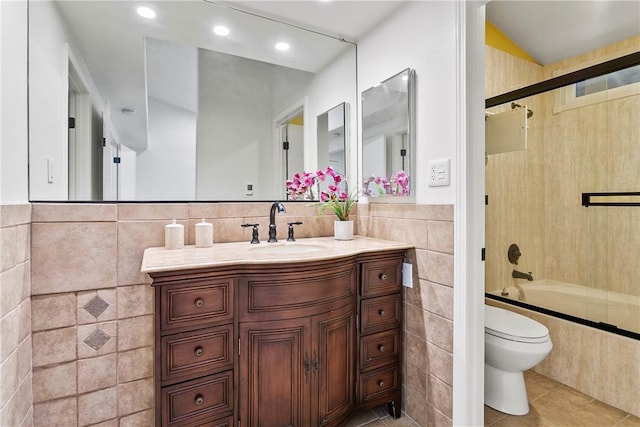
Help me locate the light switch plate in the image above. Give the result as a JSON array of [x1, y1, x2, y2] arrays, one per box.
[[402, 262, 413, 288]]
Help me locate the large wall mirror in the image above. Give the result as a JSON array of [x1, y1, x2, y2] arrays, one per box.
[[28, 0, 356, 201], [361, 68, 415, 198]]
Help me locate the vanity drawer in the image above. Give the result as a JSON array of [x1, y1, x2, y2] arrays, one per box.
[[360, 259, 402, 297], [360, 294, 401, 335], [358, 366, 399, 404], [162, 324, 234, 383], [359, 329, 400, 372], [161, 280, 234, 332], [239, 267, 355, 320], [162, 371, 233, 426]]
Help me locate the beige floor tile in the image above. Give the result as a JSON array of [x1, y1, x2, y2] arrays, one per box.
[[490, 372, 639, 427], [575, 400, 633, 427], [615, 414, 640, 426], [381, 414, 421, 426], [485, 405, 507, 426], [491, 405, 553, 427], [345, 410, 378, 427], [523, 370, 560, 401]]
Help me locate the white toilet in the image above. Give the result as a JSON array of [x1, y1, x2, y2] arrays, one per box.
[[484, 304, 552, 415]]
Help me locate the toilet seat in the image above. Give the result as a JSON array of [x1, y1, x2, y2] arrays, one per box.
[[485, 305, 549, 343]]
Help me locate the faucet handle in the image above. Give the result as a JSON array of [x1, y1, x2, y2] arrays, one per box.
[[286, 221, 303, 242], [241, 223, 260, 244]]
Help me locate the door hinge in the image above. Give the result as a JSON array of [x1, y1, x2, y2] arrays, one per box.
[[113, 157, 121, 164], [238, 337, 240, 358], [481, 248, 486, 261], [355, 314, 359, 330], [102, 137, 106, 147], [282, 141, 290, 150], [68, 117, 76, 129], [485, 194, 488, 205]]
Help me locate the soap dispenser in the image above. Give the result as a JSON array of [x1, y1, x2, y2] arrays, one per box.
[[164, 219, 184, 250], [195, 218, 214, 248]]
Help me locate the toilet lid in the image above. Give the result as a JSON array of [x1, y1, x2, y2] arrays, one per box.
[[485, 305, 549, 342]]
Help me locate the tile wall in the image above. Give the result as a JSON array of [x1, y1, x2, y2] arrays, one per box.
[[18, 201, 454, 426], [0, 204, 33, 426]]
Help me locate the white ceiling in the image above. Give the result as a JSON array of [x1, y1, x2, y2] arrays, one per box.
[[486, 0, 640, 65], [53, 1, 638, 152], [54, 0, 405, 151]]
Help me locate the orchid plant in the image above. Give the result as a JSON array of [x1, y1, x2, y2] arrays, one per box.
[[362, 171, 410, 197], [286, 166, 356, 221]]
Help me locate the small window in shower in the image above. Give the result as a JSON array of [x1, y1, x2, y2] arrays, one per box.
[[553, 56, 640, 114], [575, 64, 640, 97]]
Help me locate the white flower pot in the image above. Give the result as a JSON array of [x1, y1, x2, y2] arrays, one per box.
[[334, 220, 354, 241]]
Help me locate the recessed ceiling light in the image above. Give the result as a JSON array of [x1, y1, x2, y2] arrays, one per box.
[[275, 42, 290, 51], [213, 25, 230, 36], [137, 6, 156, 19]]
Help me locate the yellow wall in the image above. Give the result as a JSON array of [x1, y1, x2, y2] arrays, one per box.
[[485, 20, 538, 64]]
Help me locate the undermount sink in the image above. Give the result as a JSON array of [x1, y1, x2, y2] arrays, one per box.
[[248, 243, 325, 255]]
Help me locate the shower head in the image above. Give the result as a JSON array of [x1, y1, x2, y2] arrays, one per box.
[[511, 102, 533, 118]]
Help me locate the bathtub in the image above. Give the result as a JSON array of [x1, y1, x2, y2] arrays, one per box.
[[488, 279, 640, 336]]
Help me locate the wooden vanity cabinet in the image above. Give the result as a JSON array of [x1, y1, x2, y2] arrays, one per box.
[[357, 255, 404, 416], [150, 250, 405, 427], [238, 261, 357, 427]]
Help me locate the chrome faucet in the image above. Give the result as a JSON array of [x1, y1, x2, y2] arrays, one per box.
[[268, 201, 286, 242], [512, 269, 533, 281]]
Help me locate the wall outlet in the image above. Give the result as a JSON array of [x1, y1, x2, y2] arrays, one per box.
[[402, 262, 413, 288], [245, 183, 253, 196], [428, 158, 450, 187]]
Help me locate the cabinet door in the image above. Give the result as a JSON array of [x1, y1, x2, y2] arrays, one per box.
[[312, 304, 356, 427], [240, 318, 311, 427]]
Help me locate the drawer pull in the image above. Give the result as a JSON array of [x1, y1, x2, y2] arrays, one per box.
[[378, 344, 385, 352], [194, 347, 204, 357], [194, 298, 204, 308], [378, 380, 385, 387], [379, 273, 388, 280], [378, 309, 385, 316], [194, 395, 204, 406]]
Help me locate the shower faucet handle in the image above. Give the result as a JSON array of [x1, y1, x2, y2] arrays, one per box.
[[508, 243, 521, 265]]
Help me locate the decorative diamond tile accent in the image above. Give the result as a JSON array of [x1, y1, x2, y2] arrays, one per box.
[[84, 329, 111, 351], [84, 295, 110, 319]]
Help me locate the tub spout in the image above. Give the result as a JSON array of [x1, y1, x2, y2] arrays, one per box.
[[512, 269, 533, 281]]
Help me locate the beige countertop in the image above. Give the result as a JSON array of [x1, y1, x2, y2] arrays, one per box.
[[141, 236, 413, 274]]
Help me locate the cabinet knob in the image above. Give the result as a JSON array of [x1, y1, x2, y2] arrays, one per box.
[[378, 380, 385, 387], [378, 309, 385, 316], [194, 298, 204, 308], [194, 347, 204, 357], [194, 395, 204, 406], [378, 345, 385, 353], [379, 273, 387, 280]]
